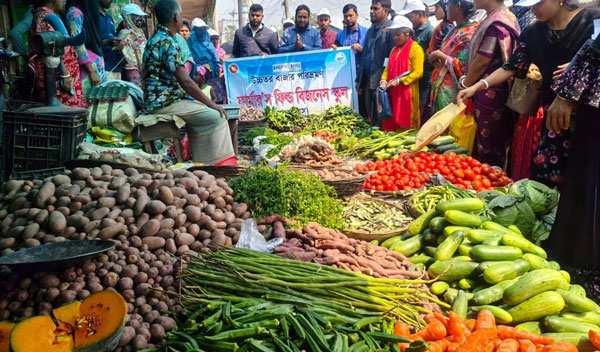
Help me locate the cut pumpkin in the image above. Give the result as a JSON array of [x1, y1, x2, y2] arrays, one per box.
[[9, 316, 73, 352], [8, 290, 126, 352], [0, 321, 15, 352]]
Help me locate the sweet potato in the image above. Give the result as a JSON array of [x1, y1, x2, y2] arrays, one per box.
[[273, 221, 285, 238], [278, 252, 317, 261], [146, 200, 166, 215]]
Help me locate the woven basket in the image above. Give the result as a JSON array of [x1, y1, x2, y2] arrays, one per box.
[[342, 195, 411, 241], [284, 164, 367, 198], [238, 118, 269, 144], [188, 165, 247, 179]]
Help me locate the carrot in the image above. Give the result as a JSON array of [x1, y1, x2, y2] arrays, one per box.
[[535, 344, 545, 352], [590, 329, 600, 349], [520, 340, 537, 352], [475, 310, 496, 330], [395, 322, 411, 338], [484, 341, 495, 352], [465, 319, 476, 332], [448, 311, 470, 344], [434, 312, 450, 328], [455, 328, 497, 352], [496, 339, 520, 352], [447, 342, 461, 352], [416, 320, 448, 341], [497, 325, 555, 345], [542, 342, 578, 352]]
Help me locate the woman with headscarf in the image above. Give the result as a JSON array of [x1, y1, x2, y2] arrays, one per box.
[[428, 0, 478, 113], [379, 16, 425, 131], [187, 18, 220, 78], [117, 3, 147, 86], [30, 0, 86, 107], [207, 29, 227, 103], [64, 0, 106, 89], [426, 0, 455, 54], [460, 0, 520, 168]]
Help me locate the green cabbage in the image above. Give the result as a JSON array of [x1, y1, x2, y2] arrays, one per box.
[[508, 179, 559, 215], [488, 194, 536, 237]]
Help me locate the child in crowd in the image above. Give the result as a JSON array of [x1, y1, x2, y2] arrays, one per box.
[[193, 65, 216, 102]]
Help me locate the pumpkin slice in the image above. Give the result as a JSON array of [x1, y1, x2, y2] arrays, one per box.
[[0, 321, 15, 352], [9, 316, 73, 352], [52, 301, 82, 331], [73, 290, 126, 352]]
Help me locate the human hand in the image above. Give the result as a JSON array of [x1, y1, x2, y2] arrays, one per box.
[[355, 83, 362, 95], [546, 96, 575, 133], [111, 38, 124, 51], [61, 76, 72, 93], [429, 50, 446, 63], [379, 80, 387, 89], [552, 63, 569, 81], [456, 85, 478, 103], [331, 44, 338, 50], [90, 72, 101, 86], [203, 64, 212, 72], [294, 34, 303, 49], [215, 105, 228, 119], [351, 43, 362, 52]]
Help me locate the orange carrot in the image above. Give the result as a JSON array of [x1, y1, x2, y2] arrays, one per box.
[[455, 328, 497, 352], [447, 342, 461, 352], [494, 339, 503, 350], [416, 320, 448, 341], [520, 340, 537, 352], [536, 343, 545, 352], [542, 342, 578, 352], [395, 322, 411, 338], [590, 329, 600, 349], [475, 310, 496, 330], [465, 319, 476, 332], [434, 312, 450, 328], [497, 325, 555, 345], [484, 341, 495, 352], [496, 339, 520, 352], [448, 311, 470, 344]]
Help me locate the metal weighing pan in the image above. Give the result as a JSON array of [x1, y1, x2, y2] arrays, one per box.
[[0, 240, 115, 271]]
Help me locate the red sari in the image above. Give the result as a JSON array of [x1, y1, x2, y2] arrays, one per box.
[[382, 39, 414, 131], [29, 7, 86, 108]]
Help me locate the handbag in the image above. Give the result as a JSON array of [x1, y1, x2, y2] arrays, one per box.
[[506, 76, 542, 117], [376, 87, 393, 121]]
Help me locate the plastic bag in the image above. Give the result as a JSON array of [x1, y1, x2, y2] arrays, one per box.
[[169, 133, 191, 161], [235, 219, 283, 253], [449, 103, 476, 154], [376, 87, 393, 121], [91, 126, 133, 146]]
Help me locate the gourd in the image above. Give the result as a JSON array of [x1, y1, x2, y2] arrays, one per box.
[[0, 321, 15, 352], [8, 290, 126, 352]]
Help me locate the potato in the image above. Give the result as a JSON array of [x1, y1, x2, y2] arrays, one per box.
[[197, 229, 212, 240], [184, 206, 201, 222], [45, 287, 61, 301], [142, 237, 165, 250], [123, 264, 138, 278], [72, 168, 90, 180], [91, 207, 110, 221], [164, 238, 176, 254], [157, 229, 174, 240], [46, 211, 67, 233], [54, 196, 71, 208], [170, 187, 187, 198], [154, 316, 176, 331], [66, 215, 90, 230], [103, 272, 120, 287], [233, 203, 248, 217], [133, 335, 148, 350], [205, 220, 217, 232], [146, 200, 166, 215], [187, 223, 200, 237], [109, 176, 127, 190], [35, 182, 56, 208], [98, 196, 116, 208], [34, 209, 49, 225], [174, 214, 187, 227], [0, 238, 15, 250], [60, 290, 77, 304], [99, 223, 125, 240], [175, 233, 194, 246], [134, 194, 150, 217], [118, 277, 134, 291], [136, 213, 150, 229], [183, 194, 200, 206], [209, 233, 228, 247], [21, 223, 40, 239], [140, 219, 160, 237], [118, 326, 136, 347], [83, 220, 101, 234], [213, 196, 226, 209], [89, 187, 106, 199], [211, 209, 225, 222], [150, 324, 165, 342]]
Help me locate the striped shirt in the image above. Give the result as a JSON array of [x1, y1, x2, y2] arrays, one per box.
[[279, 26, 322, 53]]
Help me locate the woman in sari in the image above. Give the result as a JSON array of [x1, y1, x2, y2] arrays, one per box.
[[30, 0, 86, 107], [461, 0, 520, 168], [118, 4, 147, 86], [428, 0, 478, 113], [65, 0, 106, 89], [459, 0, 600, 186], [426, 0, 455, 54], [379, 16, 424, 131]]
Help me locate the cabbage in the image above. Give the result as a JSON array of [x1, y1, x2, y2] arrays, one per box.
[[488, 194, 536, 237], [508, 179, 559, 215]]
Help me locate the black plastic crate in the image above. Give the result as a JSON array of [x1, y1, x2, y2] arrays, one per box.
[[3, 109, 87, 178], [12, 167, 67, 180]]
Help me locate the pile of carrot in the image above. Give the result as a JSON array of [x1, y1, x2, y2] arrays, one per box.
[[394, 310, 584, 352]]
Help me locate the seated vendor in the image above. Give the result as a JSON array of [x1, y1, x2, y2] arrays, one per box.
[[142, 0, 235, 165]]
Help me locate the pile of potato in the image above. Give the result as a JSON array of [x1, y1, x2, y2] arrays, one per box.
[[0, 165, 251, 350]]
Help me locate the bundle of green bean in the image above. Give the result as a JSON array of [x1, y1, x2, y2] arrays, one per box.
[[343, 195, 413, 232], [410, 186, 487, 215], [154, 248, 445, 352]]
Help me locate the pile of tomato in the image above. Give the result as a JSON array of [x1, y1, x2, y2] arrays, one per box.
[[357, 152, 513, 192]]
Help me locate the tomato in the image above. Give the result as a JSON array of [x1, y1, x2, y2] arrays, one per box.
[[453, 169, 465, 179], [473, 180, 482, 189], [472, 167, 481, 175], [461, 162, 469, 170], [482, 179, 491, 188], [376, 185, 384, 191], [407, 163, 418, 172], [481, 164, 491, 174], [425, 168, 432, 173], [488, 172, 498, 181], [446, 175, 456, 184], [408, 181, 415, 188], [422, 174, 431, 182], [402, 186, 412, 191], [432, 169, 440, 174], [464, 169, 475, 181], [434, 154, 444, 161], [456, 184, 466, 189], [440, 167, 451, 176]]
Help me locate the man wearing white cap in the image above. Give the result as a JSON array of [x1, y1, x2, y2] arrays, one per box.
[[399, 0, 434, 118], [317, 8, 336, 49], [283, 18, 295, 31], [232, 4, 279, 57]]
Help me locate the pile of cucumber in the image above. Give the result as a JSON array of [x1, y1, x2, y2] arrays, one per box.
[[381, 198, 600, 349], [428, 135, 469, 155]]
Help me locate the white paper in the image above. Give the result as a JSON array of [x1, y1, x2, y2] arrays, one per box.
[[383, 58, 389, 67], [593, 19, 599, 40]]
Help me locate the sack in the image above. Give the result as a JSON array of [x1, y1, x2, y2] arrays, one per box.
[[376, 87, 393, 121], [88, 96, 137, 134], [506, 77, 542, 116], [449, 103, 477, 154]]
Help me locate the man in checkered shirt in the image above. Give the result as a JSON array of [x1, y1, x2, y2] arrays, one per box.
[[279, 5, 322, 53]]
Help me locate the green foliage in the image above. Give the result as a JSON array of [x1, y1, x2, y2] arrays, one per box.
[[241, 127, 278, 145], [229, 166, 344, 228], [265, 105, 370, 136]]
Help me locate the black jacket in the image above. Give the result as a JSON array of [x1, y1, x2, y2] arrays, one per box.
[[232, 24, 279, 58], [356, 19, 396, 90]]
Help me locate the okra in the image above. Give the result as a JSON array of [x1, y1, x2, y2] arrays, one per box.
[[205, 327, 266, 341]]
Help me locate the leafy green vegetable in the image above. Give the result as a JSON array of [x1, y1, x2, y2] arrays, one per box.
[[265, 105, 370, 135], [487, 194, 536, 238], [242, 127, 278, 145], [229, 166, 344, 228], [508, 179, 559, 215], [260, 134, 294, 158]]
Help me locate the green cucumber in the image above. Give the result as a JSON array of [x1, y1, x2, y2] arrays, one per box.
[[408, 210, 437, 236], [548, 261, 561, 271], [503, 269, 570, 305], [508, 225, 522, 235], [477, 261, 509, 272], [452, 256, 472, 261], [435, 143, 459, 153], [422, 229, 437, 244], [458, 242, 474, 256], [507, 291, 565, 323], [435, 231, 465, 261], [444, 147, 469, 155], [409, 254, 434, 265], [458, 278, 477, 290], [443, 226, 472, 237], [381, 236, 403, 248], [560, 270, 571, 283], [428, 260, 479, 282], [483, 259, 530, 284], [467, 229, 502, 243], [482, 236, 503, 246], [391, 235, 424, 256], [429, 217, 450, 234], [431, 281, 450, 295], [482, 221, 519, 234], [516, 322, 542, 335], [452, 290, 468, 321], [429, 135, 455, 147], [561, 311, 600, 326], [544, 316, 600, 334], [436, 198, 484, 214], [424, 246, 437, 257], [470, 245, 523, 262], [472, 278, 518, 305], [444, 210, 483, 228], [557, 288, 596, 313], [501, 233, 547, 259], [569, 285, 587, 296], [522, 253, 549, 270], [542, 333, 587, 346], [470, 305, 512, 324], [444, 288, 459, 304]]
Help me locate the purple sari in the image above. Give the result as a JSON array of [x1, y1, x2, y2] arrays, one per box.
[[468, 7, 520, 168]]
